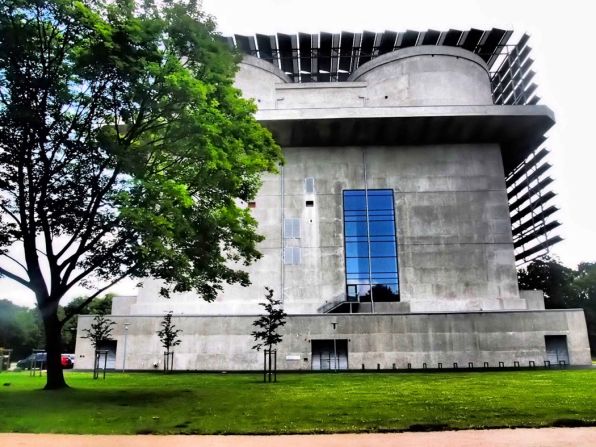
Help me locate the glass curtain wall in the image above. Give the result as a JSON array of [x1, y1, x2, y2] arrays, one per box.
[[343, 189, 399, 303]]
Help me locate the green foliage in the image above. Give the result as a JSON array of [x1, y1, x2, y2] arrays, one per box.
[[0, 300, 43, 359], [0, 370, 595, 434], [518, 257, 596, 354], [0, 0, 281, 387], [251, 287, 287, 351], [81, 314, 115, 349], [61, 294, 113, 352], [156, 311, 182, 353], [0, 294, 112, 357], [518, 256, 578, 307]]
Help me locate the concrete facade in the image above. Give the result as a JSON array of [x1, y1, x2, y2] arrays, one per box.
[[75, 310, 592, 371], [75, 43, 592, 369]]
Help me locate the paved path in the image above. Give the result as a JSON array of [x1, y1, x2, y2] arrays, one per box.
[[2, 428, 596, 447]]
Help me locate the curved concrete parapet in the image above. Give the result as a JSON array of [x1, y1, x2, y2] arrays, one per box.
[[234, 55, 290, 109], [349, 46, 493, 106]]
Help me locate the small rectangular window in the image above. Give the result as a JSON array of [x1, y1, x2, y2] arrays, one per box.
[[305, 177, 315, 194], [284, 247, 301, 265], [284, 218, 301, 239], [248, 201, 256, 209], [306, 200, 314, 207]]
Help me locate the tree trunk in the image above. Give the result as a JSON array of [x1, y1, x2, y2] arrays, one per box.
[[41, 309, 68, 390]]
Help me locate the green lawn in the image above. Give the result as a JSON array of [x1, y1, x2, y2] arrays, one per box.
[[0, 370, 595, 434]]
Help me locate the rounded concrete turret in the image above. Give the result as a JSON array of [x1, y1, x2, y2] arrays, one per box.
[[349, 46, 493, 106], [234, 55, 290, 109]]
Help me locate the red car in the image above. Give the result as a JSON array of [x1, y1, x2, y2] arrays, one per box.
[[61, 354, 74, 369]]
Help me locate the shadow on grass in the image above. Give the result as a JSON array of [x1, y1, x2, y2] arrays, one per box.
[[552, 418, 596, 427], [408, 423, 450, 432], [5, 386, 186, 407]]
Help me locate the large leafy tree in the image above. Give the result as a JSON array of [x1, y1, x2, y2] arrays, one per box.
[[0, 0, 282, 389]]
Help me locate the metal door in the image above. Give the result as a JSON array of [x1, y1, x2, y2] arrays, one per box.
[[98, 340, 117, 369], [311, 339, 348, 370], [545, 335, 569, 364]]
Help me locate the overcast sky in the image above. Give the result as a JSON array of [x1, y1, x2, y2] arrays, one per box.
[[1, 0, 594, 307]]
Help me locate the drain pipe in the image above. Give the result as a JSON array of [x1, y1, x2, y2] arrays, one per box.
[[280, 165, 285, 305]]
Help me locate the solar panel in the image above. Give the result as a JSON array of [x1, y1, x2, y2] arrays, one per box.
[[510, 191, 556, 224], [234, 35, 252, 54], [506, 148, 550, 185], [400, 30, 419, 48], [460, 28, 483, 51], [269, 35, 280, 69], [421, 29, 441, 45], [515, 235, 563, 261], [229, 28, 536, 99], [478, 28, 507, 62], [378, 31, 397, 55], [299, 32, 312, 73], [339, 32, 355, 72], [318, 32, 332, 81], [512, 206, 558, 237], [277, 33, 294, 75], [256, 34, 273, 63], [515, 221, 561, 248], [442, 29, 463, 46], [358, 31, 376, 66]]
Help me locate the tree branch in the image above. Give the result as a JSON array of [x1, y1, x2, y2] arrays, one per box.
[[0, 204, 21, 225], [60, 270, 131, 325], [63, 237, 129, 290], [0, 252, 28, 273], [0, 265, 31, 288]]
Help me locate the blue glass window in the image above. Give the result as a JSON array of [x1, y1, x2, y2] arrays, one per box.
[[343, 189, 399, 302]]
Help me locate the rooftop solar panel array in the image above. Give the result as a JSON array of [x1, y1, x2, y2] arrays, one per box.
[[228, 29, 539, 107], [229, 29, 515, 81]]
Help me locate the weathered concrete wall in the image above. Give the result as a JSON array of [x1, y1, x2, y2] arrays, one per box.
[[125, 142, 520, 315], [74, 309, 592, 371], [520, 290, 546, 310], [349, 46, 493, 106], [234, 55, 290, 109], [116, 45, 519, 314]]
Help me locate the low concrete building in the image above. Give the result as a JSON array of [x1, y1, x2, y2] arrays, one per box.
[[75, 29, 591, 371]]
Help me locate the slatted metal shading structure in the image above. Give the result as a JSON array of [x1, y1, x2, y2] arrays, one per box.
[[226, 29, 560, 264], [226, 29, 531, 94]]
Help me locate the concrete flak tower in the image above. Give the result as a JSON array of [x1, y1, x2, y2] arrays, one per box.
[[75, 30, 591, 371]]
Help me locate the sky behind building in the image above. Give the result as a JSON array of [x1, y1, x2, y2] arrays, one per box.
[[1, 0, 594, 307]]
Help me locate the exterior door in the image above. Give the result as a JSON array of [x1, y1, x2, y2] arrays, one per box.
[[311, 339, 348, 370], [545, 335, 569, 364], [97, 340, 117, 369]]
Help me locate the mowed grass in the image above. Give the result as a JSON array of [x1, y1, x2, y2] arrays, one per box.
[[0, 370, 595, 434]]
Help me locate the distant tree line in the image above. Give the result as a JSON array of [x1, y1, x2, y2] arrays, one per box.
[[518, 257, 596, 355], [0, 295, 112, 360]]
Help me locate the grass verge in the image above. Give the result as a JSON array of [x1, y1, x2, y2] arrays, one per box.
[[0, 370, 595, 434]]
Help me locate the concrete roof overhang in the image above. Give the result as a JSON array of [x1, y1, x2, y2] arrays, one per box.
[[256, 105, 555, 174]]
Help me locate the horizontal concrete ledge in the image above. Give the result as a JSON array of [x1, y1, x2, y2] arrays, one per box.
[[99, 308, 586, 319], [256, 104, 555, 120], [256, 105, 555, 172], [276, 82, 367, 90]]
